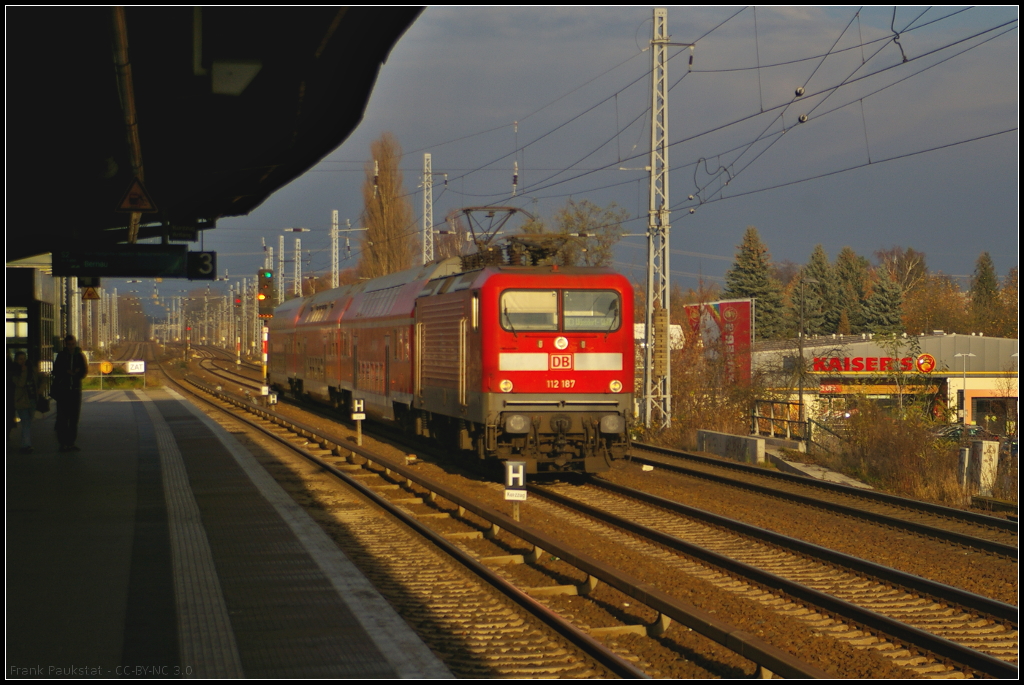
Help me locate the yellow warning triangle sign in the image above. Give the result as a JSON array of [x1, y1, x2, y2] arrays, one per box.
[[116, 177, 158, 213], [82, 287, 101, 300]]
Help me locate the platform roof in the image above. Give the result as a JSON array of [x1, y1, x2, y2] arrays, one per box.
[[5, 7, 421, 264]]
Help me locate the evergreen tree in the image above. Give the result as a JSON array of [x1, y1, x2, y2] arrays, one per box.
[[969, 252, 1000, 332], [864, 268, 903, 334], [834, 246, 870, 333], [803, 244, 840, 334], [788, 269, 825, 337], [723, 226, 785, 339]]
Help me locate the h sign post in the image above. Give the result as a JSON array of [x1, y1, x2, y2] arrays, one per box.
[[352, 399, 366, 446], [505, 460, 527, 521]]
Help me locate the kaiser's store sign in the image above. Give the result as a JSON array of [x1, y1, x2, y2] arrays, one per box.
[[813, 353, 936, 374]]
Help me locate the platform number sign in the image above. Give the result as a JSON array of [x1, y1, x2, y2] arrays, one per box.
[[187, 251, 217, 281]]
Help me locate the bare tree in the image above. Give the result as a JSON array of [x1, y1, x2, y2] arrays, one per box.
[[874, 246, 927, 294], [358, 132, 416, 279], [517, 199, 627, 267]]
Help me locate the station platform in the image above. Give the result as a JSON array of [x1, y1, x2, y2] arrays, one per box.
[[6, 387, 451, 679]]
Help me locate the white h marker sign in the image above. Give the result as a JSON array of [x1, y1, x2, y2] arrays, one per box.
[[505, 461, 527, 501]]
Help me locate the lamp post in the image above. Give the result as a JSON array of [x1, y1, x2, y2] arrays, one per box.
[[954, 352, 975, 425], [797, 276, 819, 428]]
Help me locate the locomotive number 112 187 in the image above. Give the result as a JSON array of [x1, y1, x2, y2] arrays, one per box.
[[547, 379, 576, 388]]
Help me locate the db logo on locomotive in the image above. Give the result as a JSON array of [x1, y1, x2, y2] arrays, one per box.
[[550, 354, 573, 370]]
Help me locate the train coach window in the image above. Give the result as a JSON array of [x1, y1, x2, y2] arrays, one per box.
[[564, 291, 621, 332], [500, 290, 558, 331]]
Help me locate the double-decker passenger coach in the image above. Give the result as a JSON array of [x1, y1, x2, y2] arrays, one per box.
[[268, 253, 634, 474]]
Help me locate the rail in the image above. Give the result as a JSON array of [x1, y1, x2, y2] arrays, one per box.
[[183, 374, 830, 679], [536, 481, 1018, 679]]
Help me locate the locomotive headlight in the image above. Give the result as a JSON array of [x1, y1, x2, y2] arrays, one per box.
[[499, 379, 513, 393], [609, 380, 623, 393], [505, 414, 530, 433], [555, 336, 568, 350]]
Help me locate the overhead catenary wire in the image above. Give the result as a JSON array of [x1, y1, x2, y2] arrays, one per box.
[[249, 9, 1015, 287], [477, 15, 1017, 208], [302, 9, 1006, 222]]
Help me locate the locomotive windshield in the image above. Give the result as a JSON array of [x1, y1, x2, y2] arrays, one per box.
[[564, 290, 620, 331], [500, 290, 558, 331], [500, 289, 621, 332]]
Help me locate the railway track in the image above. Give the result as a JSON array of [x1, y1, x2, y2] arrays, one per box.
[[171, 353, 1019, 676], [196, 353, 264, 391], [154, 365, 651, 678], [162, 366, 837, 678], [530, 479, 1017, 678], [630, 442, 1017, 558], [196, 344, 262, 372], [167, 364, 1019, 678]]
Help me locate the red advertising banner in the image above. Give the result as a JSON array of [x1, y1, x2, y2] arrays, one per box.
[[682, 299, 753, 385]]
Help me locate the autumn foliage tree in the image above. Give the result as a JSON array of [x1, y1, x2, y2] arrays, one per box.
[[518, 199, 628, 267], [902, 272, 968, 335], [358, 133, 416, 279]]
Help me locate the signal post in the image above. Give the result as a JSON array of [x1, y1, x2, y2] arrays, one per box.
[[257, 270, 274, 395]]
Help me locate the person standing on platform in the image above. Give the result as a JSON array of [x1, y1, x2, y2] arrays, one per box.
[[11, 352, 44, 453], [52, 335, 87, 452]]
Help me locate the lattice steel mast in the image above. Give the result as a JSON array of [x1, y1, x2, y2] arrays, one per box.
[[644, 7, 672, 429], [331, 210, 339, 288], [422, 153, 434, 264]]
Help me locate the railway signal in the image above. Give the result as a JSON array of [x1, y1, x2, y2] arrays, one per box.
[[257, 270, 274, 318]]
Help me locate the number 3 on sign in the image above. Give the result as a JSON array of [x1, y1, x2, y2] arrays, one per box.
[[187, 251, 217, 280]]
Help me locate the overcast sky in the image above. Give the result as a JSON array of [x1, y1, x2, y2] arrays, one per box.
[[143, 6, 1019, 303]]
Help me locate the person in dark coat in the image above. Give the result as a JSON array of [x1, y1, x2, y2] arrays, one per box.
[[11, 351, 44, 453], [52, 334, 88, 452]]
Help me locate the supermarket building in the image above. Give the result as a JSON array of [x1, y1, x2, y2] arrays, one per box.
[[754, 333, 1018, 435]]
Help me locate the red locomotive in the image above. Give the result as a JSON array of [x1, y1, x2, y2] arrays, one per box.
[[268, 253, 633, 473]]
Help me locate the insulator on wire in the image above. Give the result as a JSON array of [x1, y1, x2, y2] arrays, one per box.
[[373, 160, 379, 198], [512, 161, 518, 197]]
